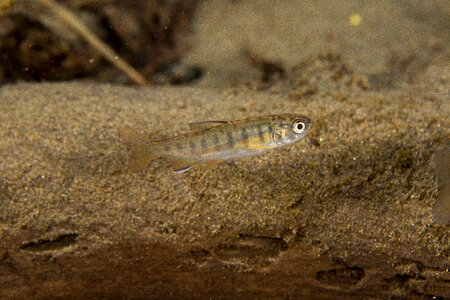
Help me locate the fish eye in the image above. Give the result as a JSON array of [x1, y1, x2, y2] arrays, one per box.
[[293, 120, 306, 133]]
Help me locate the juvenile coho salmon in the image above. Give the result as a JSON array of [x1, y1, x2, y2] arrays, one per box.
[[119, 114, 312, 173]]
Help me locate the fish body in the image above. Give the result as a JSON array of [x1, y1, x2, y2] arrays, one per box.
[[119, 114, 312, 173]]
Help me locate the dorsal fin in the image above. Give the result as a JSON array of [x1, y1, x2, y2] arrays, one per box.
[[188, 121, 228, 131]]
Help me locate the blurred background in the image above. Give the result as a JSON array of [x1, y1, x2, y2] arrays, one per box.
[[0, 0, 448, 89]]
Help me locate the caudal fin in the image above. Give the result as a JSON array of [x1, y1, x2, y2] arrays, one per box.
[[119, 126, 158, 171]]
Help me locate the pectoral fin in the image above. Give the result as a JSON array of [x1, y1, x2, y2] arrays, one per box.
[[189, 121, 228, 131], [247, 145, 271, 150], [165, 157, 196, 174], [245, 136, 272, 150]]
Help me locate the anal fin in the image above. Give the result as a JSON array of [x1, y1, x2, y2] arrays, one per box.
[[165, 157, 196, 174], [205, 159, 223, 168]]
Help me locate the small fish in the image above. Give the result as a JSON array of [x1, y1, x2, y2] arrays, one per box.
[[119, 114, 312, 173]]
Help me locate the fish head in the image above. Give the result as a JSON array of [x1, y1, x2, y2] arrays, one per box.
[[272, 114, 312, 146]]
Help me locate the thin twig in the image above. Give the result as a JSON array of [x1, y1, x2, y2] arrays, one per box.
[[36, 0, 149, 86]]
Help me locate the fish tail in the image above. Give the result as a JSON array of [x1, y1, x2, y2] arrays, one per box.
[[119, 126, 159, 171]]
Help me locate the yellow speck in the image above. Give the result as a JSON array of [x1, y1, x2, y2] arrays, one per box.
[[349, 14, 362, 26]]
